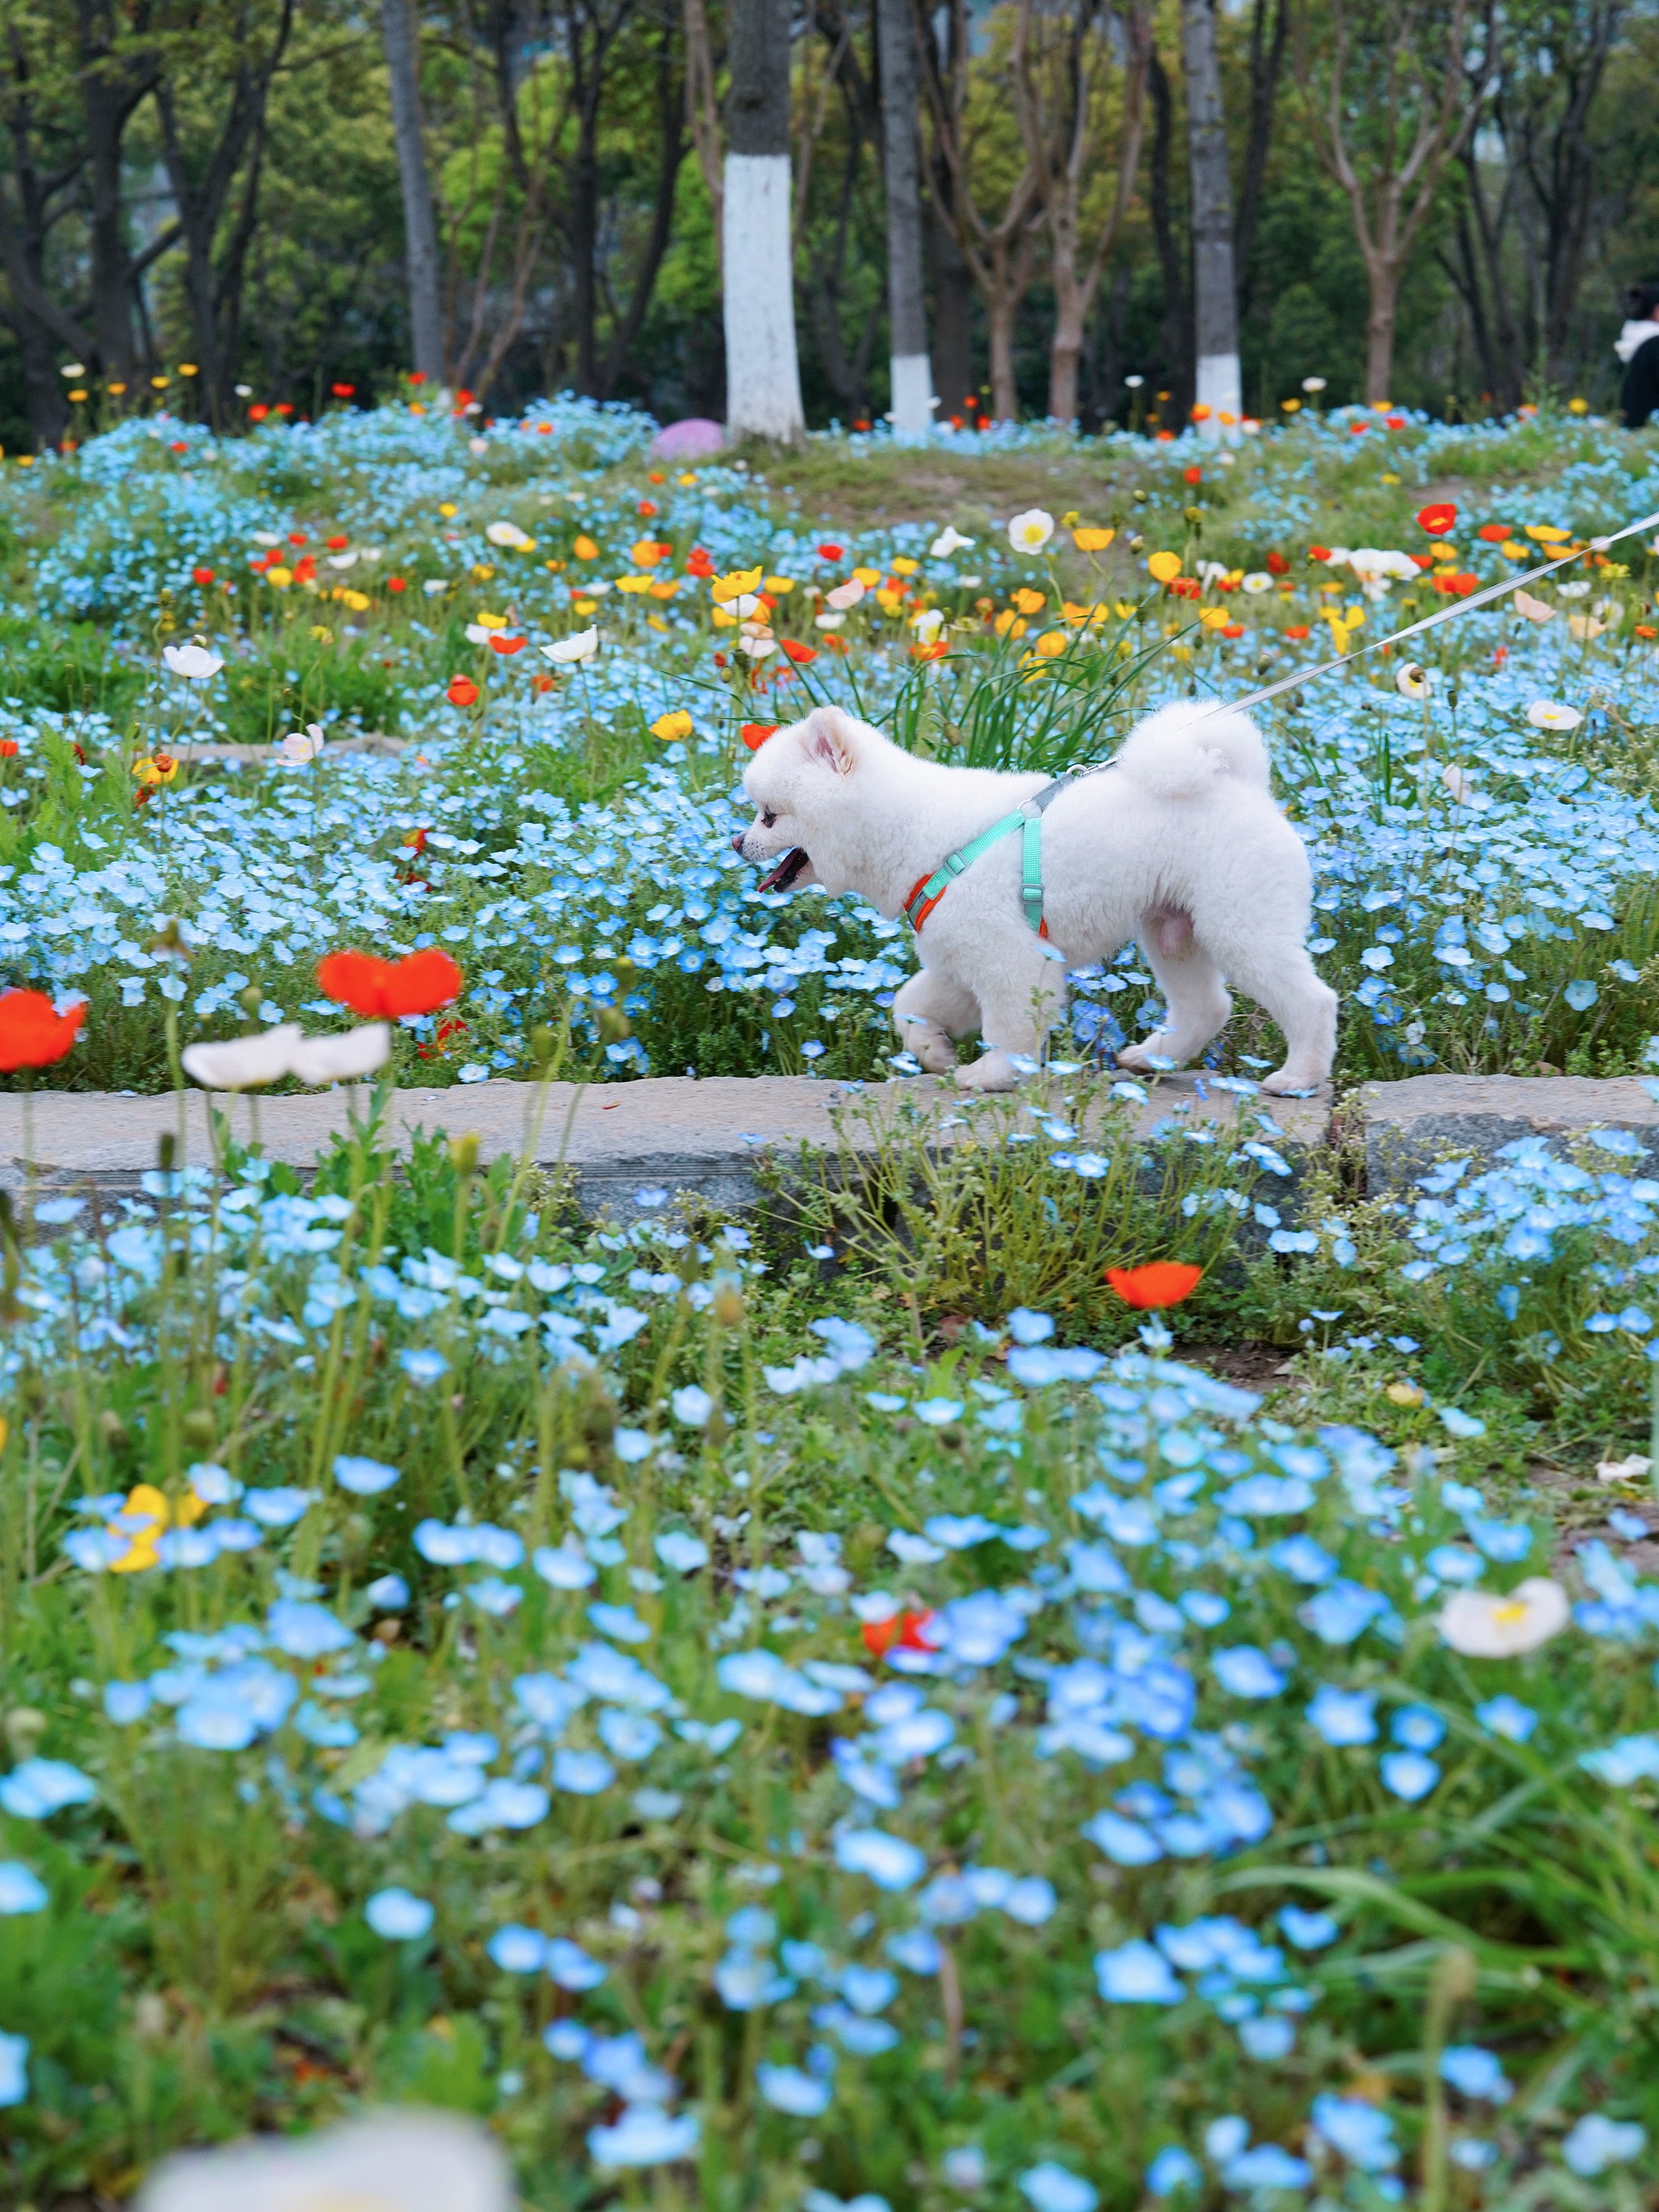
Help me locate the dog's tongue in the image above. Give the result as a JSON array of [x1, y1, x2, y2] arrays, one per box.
[[757, 847, 808, 894]]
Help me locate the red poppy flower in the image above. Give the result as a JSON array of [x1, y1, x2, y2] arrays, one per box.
[[0, 989, 84, 1071], [638, 500, 658, 517], [1308, 545, 1331, 562], [1266, 550, 1289, 574], [317, 946, 463, 1019], [331, 383, 355, 399], [861, 1609, 940, 1661], [275, 403, 294, 417], [169, 441, 187, 455], [1476, 523, 1510, 542], [817, 542, 844, 562], [192, 565, 215, 587], [1416, 502, 1456, 536], [852, 419, 871, 432], [326, 534, 348, 550], [1183, 466, 1202, 485], [1222, 621, 1243, 638], [288, 532, 307, 547], [1349, 422, 1368, 435], [1410, 552, 1435, 570], [687, 549, 714, 578], [780, 639, 817, 664], [488, 634, 527, 655], [446, 676, 480, 707], [1385, 415, 1405, 429], [1286, 624, 1311, 639], [1105, 1262, 1204, 1310], [0, 741, 18, 759], [740, 723, 778, 749], [248, 404, 269, 422], [387, 576, 407, 592]]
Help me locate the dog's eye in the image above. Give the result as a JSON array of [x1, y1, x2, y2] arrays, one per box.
[[761, 809, 777, 828]]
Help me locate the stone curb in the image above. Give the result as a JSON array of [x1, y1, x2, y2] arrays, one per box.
[[0, 1071, 1647, 1220]]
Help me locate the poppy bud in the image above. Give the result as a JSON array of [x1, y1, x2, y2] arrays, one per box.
[[448, 1133, 480, 1176], [712, 1285, 744, 1328]]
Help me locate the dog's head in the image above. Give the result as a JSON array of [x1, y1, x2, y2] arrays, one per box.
[[731, 705, 868, 896]]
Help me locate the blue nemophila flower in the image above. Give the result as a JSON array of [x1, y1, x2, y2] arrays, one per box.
[[0, 1866, 47, 1915], [1017, 2163, 1098, 2212], [1475, 1694, 1537, 1742], [1278, 1905, 1339, 1949], [0, 2031, 27, 2107], [1562, 2112, 1647, 2176], [552, 1749, 615, 1796], [1210, 1646, 1287, 1698], [589, 2105, 701, 2167], [365, 1887, 433, 1941], [1095, 1940, 1183, 2005], [488, 1924, 548, 1973], [757, 2061, 833, 2116], [1145, 2145, 1201, 2197], [1390, 1703, 1447, 1750], [0, 1759, 96, 1818], [1380, 1750, 1440, 1801], [267, 1599, 354, 1659], [1311, 2092, 1399, 2170], [1440, 2045, 1513, 2103], [834, 1827, 926, 1891], [333, 1454, 399, 1495], [1307, 1685, 1377, 1746]]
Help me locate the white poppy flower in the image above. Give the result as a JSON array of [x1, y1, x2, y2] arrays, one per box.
[[1597, 1454, 1652, 1485], [135, 2110, 510, 2212], [60, 361, 85, 378], [1396, 663, 1432, 699], [422, 579, 450, 596], [825, 579, 865, 611], [275, 724, 326, 765], [738, 634, 777, 659], [1567, 614, 1605, 642], [181, 1026, 304, 1091], [1320, 545, 1352, 566], [290, 1023, 390, 1085], [1349, 548, 1418, 586], [1556, 580, 1591, 599], [1512, 590, 1555, 622], [251, 531, 283, 547], [1241, 572, 1273, 594], [1439, 1577, 1569, 1657], [485, 519, 532, 549], [464, 623, 492, 645], [325, 550, 358, 570], [1008, 508, 1055, 554], [911, 608, 945, 643], [1527, 699, 1582, 731], [729, 593, 763, 619], [1302, 375, 1328, 392], [929, 526, 975, 557], [162, 643, 224, 681], [814, 613, 846, 630], [1440, 763, 1472, 802], [541, 628, 599, 664]]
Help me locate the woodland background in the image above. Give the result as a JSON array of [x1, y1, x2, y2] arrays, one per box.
[[0, 0, 1644, 451]]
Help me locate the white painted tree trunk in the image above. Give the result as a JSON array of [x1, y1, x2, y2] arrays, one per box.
[[1195, 349, 1242, 439], [723, 153, 805, 442], [1182, 0, 1240, 444], [889, 353, 933, 438]]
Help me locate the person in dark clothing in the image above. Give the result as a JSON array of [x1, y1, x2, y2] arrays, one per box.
[[1617, 282, 1659, 428]]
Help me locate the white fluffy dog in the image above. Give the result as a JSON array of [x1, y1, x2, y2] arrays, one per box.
[[732, 701, 1336, 1094]]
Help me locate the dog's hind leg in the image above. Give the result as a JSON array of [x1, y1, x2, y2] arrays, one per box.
[[892, 967, 978, 1073], [1116, 914, 1232, 1074], [1213, 938, 1337, 1092]]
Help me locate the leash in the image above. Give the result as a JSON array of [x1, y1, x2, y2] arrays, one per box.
[[903, 504, 1659, 938], [1209, 506, 1659, 720]]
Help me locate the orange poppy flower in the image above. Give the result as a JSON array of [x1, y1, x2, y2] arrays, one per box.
[[487, 634, 527, 655], [317, 947, 463, 1020], [1105, 1261, 1204, 1310], [446, 675, 479, 707], [861, 1609, 940, 1661], [780, 639, 817, 664], [740, 723, 778, 749], [0, 989, 85, 1071]]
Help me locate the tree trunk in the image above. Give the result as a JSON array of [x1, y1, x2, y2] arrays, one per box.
[[1235, 0, 1287, 320], [1147, 47, 1191, 418], [724, 0, 804, 438], [1181, 0, 1239, 433], [876, 0, 931, 435], [1048, 305, 1083, 426], [1364, 262, 1398, 404], [381, 0, 445, 382], [928, 202, 973, 416], [684, 0, 724, 263]]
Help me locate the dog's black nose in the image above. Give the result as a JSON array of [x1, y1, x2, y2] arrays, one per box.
[[731, 831, 746, 856]]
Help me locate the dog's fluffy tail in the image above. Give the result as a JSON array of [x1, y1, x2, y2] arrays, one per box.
[[1113, 701, 1271, 800]]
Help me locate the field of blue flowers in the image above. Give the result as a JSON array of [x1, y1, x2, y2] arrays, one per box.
[[0, 399, 1657, 2206]]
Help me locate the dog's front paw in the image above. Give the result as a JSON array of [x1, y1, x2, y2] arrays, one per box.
[[903, 1023, 958, 1074], [955, 1053, 1018, 1093], [1115, 1043, 1159, 1075]]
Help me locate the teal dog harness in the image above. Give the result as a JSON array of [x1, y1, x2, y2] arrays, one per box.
[[902, 766, 1110, 937]]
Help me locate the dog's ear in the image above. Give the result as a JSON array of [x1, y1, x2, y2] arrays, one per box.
[[800, 706, 859, 776]]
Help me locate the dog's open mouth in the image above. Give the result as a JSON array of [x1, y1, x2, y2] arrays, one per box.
[[757, 846, 810, 894]]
